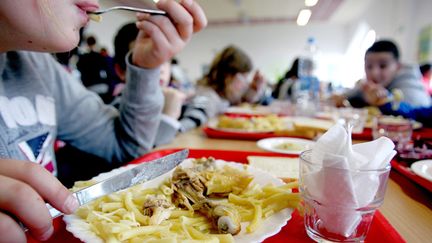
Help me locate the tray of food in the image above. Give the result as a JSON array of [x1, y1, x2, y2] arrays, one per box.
[[27, 149, 405, 243]]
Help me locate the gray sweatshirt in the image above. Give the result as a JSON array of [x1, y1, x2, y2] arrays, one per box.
[[0, 51, 163, 175]]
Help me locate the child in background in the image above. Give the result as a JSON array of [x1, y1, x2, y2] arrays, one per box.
[[184, 45, 272, 125], [272, 58, 300, 100], [420, 63, 432, 95], [0, 0, 206, 241], [111, 22, 188, 146], [332, 40, 431, 108]]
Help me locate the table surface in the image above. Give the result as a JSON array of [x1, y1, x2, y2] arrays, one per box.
[[156, 128, 432, 243]]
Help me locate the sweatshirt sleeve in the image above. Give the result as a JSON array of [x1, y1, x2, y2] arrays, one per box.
[[389, 65, 431, 108], [379, 102, 432, 127], [56, 53, 163, 165], [154, 115, 181, 146], [177, 88, 227, 132]]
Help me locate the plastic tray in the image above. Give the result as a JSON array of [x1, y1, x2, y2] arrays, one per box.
[[391, 160, 432, 192], [27, 149, 405, 243]]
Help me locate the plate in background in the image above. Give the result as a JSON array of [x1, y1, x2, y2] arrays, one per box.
[[257, 137, 315, 155], [411, 160, 432, 181]]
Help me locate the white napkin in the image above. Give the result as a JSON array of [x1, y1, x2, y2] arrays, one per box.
[[304, 124, 395, 237]]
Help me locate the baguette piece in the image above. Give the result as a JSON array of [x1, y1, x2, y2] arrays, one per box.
[[247, 156, 299, 182], [292, 117, 334, 133]]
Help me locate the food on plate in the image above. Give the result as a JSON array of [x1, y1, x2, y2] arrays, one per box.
[[247, 156, 299, 182], [378, 115, 412, 125], [216, 115, 285, 132], [365, 106, 381, 117], [68, 157, 299, 242], [274, 142, 305, 151]]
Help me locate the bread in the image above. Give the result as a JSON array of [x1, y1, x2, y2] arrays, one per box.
[[273, 128, 316, 139], [292, 117, 334, 132], [247, 156, 299, 182]]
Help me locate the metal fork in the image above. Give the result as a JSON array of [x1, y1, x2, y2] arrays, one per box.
[[88, 6, 166, 16]]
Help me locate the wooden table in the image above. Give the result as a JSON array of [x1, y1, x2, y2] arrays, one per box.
[[156, 128, 432, 243]]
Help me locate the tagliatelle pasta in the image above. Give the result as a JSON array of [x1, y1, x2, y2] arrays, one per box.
[[65, 158, 299, 242], [216, 115, 286, 132]]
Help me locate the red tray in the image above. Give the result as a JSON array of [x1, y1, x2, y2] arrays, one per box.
[[27, 149, 405, 243], [391, 160, 432, 192]]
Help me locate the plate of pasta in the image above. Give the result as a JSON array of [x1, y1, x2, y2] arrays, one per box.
[[63, 157, 298, 243], [207, 115, 288, 133]]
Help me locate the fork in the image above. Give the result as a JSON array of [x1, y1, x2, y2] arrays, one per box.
[[88, 6, 166, 16]]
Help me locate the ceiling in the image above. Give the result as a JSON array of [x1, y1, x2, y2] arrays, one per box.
[[114, 0, 372, 26]]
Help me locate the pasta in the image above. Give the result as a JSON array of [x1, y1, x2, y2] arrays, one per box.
[[70, 158, 300, 242], [216, 115, 285, 132], [89, 14, 102, 22]]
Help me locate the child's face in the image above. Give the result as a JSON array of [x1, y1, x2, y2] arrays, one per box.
[[224, 72, 250, 105], [0, 0, 99, 52], [364, 52, 400, 87]]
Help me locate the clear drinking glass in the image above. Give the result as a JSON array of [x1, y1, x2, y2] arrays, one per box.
[[372, 116, 413, 151], [299, 150, 391, 242], [335, 108, 368, 134]]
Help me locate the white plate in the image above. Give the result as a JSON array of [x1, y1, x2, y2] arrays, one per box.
[[63, 159, 293, 243], [411, 160, 432, 181], [257, 137, 315, 155]]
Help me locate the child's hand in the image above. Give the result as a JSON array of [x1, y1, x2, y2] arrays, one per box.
[[362, 81, 390, 106], [251, 71, 268, 91], [162, 87, 187, 119], [131, 0, 207, 69], [0, 159, 78, 242]]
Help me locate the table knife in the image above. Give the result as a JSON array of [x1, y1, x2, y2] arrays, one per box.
[[20, 149, 189, 232]]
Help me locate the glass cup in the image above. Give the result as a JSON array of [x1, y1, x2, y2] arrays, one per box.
[[335, 108, 368, 134], [372, 116, 413, 151], [269, 100, 295, 116], [299, 150, 391, 242], [294, 91, 318, 117]]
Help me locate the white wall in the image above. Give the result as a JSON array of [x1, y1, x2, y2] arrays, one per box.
[[409, 0, 432, 63], [351, 0, 432, 64], [175, 23, 347, 83]]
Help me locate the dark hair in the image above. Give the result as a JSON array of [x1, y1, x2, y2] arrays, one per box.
[[272, 58, 299, 98], [86, 36, 96, 46], [198, 45, 252, 93], [366, 40, 400, 60], [114, 23, 139, 71], [283, 58, 300, 80], [420, 63, 432, 76]]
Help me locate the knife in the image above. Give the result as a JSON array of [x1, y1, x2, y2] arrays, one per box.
[[45, 149, 189, 220]]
